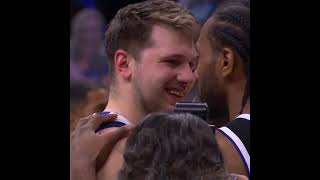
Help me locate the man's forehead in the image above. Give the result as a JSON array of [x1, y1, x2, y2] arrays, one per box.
[[199, 16, 214, 39], [197, 20, 213, 47], [196, 31, 206, 50], [149, 24, 195, 45], [159, 40, 198, 60], [191, 40, 199, 58]]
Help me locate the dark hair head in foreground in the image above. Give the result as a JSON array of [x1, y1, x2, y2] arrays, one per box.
[[119, 112, 232, 180]]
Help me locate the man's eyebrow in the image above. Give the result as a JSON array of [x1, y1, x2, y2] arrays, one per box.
[[160, 54, 198, 61]]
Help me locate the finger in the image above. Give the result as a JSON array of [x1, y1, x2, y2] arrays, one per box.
[[88, 114, 118, 131], [96, 127, 117, 135], [96, 125, 133, 170], [75, 113, 95, 128], [99, 124, 133, 140]]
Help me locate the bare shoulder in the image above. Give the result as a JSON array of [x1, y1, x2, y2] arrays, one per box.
[[215, 130, 247, 176], [97, 137, 128, 180], [114, 137, 127, 154]]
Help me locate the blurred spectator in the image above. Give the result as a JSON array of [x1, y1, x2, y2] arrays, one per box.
[[70, 80, 109, 132], [179, 0, 216, 23], [70, 8, 109, 87], [71, 0, 96, 9], [71, 0, 97, 23]]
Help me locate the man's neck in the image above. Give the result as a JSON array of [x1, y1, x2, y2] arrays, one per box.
[[103, 90, 146, 125], [227, 82, 249, 120], [241, 99, 250, 115]]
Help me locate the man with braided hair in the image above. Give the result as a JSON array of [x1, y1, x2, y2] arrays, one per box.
[[196, 0, 250, 177]]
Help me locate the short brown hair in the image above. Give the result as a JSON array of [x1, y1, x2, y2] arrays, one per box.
[[105, 0, 200, 80]]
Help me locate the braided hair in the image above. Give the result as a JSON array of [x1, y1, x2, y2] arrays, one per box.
[[209, 1, 250, 114]]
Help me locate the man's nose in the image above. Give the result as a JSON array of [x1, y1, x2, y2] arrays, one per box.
[[176, 64, 195, 84]]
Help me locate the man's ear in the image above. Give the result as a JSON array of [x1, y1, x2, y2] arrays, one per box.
[[218, 47, 235, 78], [114, 49, 133, 80]]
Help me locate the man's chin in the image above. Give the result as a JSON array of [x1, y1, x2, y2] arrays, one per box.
[[153, 103, 175, 114], [164, 103, 176, 112]]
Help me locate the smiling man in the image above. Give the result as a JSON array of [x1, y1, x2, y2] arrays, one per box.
[[95, 0, 200, 179], [99, 0, 200, 127]]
